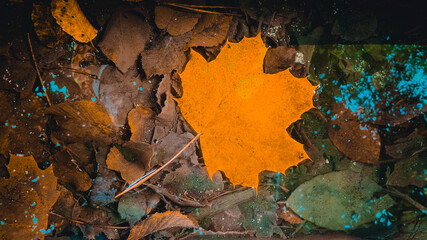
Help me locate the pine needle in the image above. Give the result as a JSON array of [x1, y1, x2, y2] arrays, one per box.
[[115, 133, 203, 198], [27, 33, 52, 106]]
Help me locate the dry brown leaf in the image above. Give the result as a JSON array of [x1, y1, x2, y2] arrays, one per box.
[[106, 145, 154, 183], [140, 32, 192, 76], [0, 155, 60, 239], [127, 211, 198, 240], [128, 106, 155, 144], [327, 104, 381, 164], [155, 6, 200, 36], [46, 100, 118, 144], [51, 150, 92, 191], [188, 14, 232, 48], [51, 0, 98, 43], [98, 10, 152, 72], [32, 4, 69, 48]]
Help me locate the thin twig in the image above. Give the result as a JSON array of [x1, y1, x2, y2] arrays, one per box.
[[49, 212, 130, 229], [115, 133, 203, 198], [291, 220, 307, 237], [165, 3, 242, 16], [385, 187, 427, 213], [27, 33, 52, 106]]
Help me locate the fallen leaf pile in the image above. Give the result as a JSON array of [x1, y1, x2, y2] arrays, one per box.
[[0, 1, 426, 239]]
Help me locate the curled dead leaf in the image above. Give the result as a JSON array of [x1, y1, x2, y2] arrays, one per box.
[[106, 144, 154, 183], [51, 0, 98, 43], [263, 46, 307, 78], [127, 211, 198, 240]]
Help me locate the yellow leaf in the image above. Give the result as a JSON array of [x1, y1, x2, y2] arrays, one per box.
[[51, 0, 98, 43], [0, 155, 60, 239], [176, 36, 316, 187]]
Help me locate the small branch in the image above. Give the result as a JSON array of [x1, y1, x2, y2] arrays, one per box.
[[385, 186, 427, 213], [49, 212, 130, 229], [27, 33, 52, 106], [165, 3, 242, 16], [291, 220, 307, 237], [115, 133, 203, 198]]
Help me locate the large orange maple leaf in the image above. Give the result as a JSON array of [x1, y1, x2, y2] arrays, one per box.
[[177, 36, 315, 187]]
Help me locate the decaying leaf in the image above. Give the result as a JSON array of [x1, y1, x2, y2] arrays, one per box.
[[140, 32, 192, 77], [31, 4, 69, 48], [50, 150, 92, 191], [286, 170, 395, 231], [0, 93, 49, 165], [155, 6, 200, 36], [177, 35, 315, 187], [46, 100, 119, 144], [0, 155, 60, 239], [118, 191, 160, 225], [328, 104, 381, 164], [386, 150, 427, 188], [0, 56, 36, 97], [98, 10, 152, 72], [187, 14, 232, 48], [128, 106, 155, 144], [128, 211, 198, 240], [90, 147, 120, 207], [106, 145, 154, 183], [98, 66, 151, 126], [51, 0, 98, 43]]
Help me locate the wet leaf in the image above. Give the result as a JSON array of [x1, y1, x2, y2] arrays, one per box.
[[177, 36, 315, 187], [385, 129, 427, 159], [98, 10, 152, 72], [118, 191, 160, 225], [0, 93, 49, 165], [328, 104, 381, 164], [46, 100, 119, 144], [286, 170, 395, 231], [386, 150, 427, 188], [0, 55, 36, 97], [128, 211, 198, 240], [51, 0, 98, 43], [154, 6, 200, 36], [188, 14, 232, 48], [0, 155, 60, 239], [31, 4, 69, 48], [140, 33, 192, 77], [239, 195, 277, 237], [90, 147, 119, 207]]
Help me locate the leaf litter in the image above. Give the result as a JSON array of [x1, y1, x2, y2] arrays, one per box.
[[0, 1, 426, 239]]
